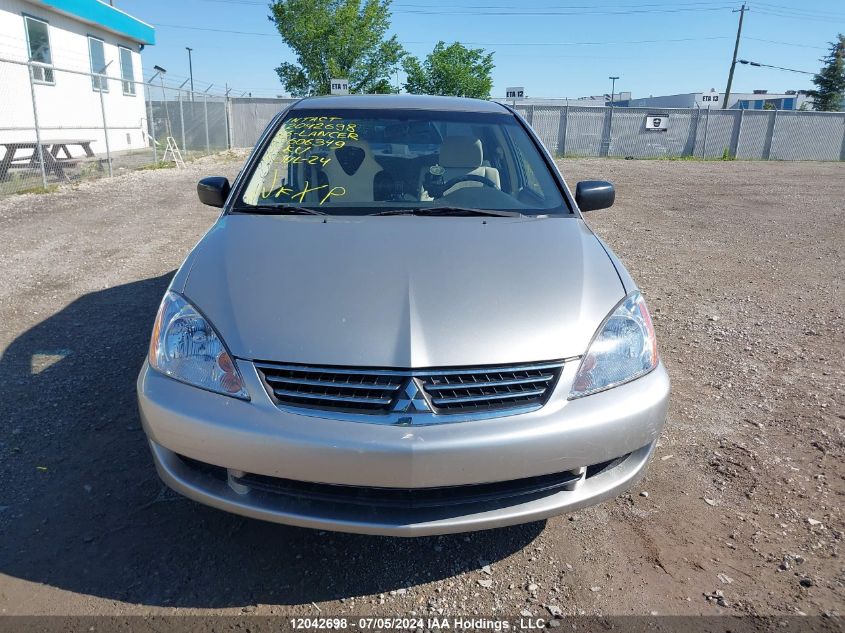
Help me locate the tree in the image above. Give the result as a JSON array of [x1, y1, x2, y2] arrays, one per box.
[[403, 41, 494, 99], [269, 0, 404, 96], [806, 34, 845, 112]]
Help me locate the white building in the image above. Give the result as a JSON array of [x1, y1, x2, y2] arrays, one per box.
[[623, 88, 811, 110], [0, 0, 155, 153], [494, 93, 632, 107]]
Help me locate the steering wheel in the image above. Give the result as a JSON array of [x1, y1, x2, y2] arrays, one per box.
[[440, 173, 498, 194]]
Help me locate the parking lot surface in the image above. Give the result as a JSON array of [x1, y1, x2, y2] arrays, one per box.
[[0, 155, 842, 617]]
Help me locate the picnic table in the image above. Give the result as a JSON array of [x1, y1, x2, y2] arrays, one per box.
[[0, 139, 99, 181]]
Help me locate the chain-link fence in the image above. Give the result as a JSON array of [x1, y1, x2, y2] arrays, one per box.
[[0, 56, 228, 195], [512, 103, 845, 161], [2, 54, 844, 196], [225, 98, 845, 161]]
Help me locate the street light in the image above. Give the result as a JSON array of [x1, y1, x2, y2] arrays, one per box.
[[738, 59, 814, 75], [609, 76, 619, 107], [150, 65, 173, 137], [148, 64, 166, 84]]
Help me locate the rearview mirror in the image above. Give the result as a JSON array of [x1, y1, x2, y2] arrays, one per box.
[[197, 176, 230, 207], [575, 180, 615, 212]]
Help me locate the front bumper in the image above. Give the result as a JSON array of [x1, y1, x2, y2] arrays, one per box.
[[138, 359, 670, 536]]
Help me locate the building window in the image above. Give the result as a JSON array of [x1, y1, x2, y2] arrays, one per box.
[[119, 46, 136, 95], [24, 16, 54, 84], [88, 36, 108, 92]]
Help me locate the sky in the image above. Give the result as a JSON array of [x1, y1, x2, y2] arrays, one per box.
[[118, 0, 843, 99]]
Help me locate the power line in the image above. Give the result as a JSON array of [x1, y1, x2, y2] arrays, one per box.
[[153, 24, 734, 48], [154, 23, 278, 37], [744, 37, 828, 51], [178, 0, 845, 20], [189, 0, 738, 14], [194, 0, 732, 4], [396, 0, 731, 5], [392, 0, 733, 8], [752, 2, 845, 19], [393, 6, 736, 15], [462, 36, 731, 46], [753, 9, 845, 23]]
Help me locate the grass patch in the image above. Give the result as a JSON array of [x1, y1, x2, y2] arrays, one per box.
[[556, 153, 744, 162], [556, 153, 596, 159], [137, 161, 176, 171], [14, 184, 59, 195], [652, 154, 707, 161]]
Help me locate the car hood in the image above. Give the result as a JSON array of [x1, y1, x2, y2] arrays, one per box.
[[181, 214, 625, 367]]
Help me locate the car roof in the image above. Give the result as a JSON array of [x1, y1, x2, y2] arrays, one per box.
[[289, 94, 511, 114]]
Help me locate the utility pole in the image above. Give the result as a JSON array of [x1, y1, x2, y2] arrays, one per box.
[[609, 76, 619, 107], [186, 47, 194, 100], [723, 3, 747, 109]]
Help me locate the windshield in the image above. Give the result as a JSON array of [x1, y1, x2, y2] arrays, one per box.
[[237, 108, 568, 215]]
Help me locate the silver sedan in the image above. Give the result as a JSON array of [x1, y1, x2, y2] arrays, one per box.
[[138, 94, 669, 536]]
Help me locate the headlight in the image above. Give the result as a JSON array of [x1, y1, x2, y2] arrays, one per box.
[[149, 291, 248, 399], [569, 291, 658, 399]]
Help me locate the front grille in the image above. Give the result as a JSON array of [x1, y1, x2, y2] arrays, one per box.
[[235, 469, 581, 509], [254, 360, 564, 421], [421, 364, 560, 413], [174, 452, 633, 511], [256, 363, 405, 414]]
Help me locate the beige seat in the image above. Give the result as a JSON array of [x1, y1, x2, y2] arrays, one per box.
[[321, 141, 382, 200], [421, 136, 500, 197]]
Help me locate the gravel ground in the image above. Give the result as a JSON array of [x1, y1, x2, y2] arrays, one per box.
[[0, 154, 842, 619]]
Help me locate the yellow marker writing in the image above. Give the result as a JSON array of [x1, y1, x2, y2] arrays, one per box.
[[259, 168, 279, 199], [320, 186, 346, 205], [291, 181, 328, 203]]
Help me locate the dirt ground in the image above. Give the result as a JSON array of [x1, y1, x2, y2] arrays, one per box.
[[0, 154, 842, 620]]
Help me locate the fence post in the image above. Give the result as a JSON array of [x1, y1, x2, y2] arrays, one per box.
[[147, 90, 157, 163], [97, 81, 113, 177], [560, 104, 569, 157], [529, 104, 535, 126], [840, 114, 845, 161], [763, 109, 777, 160], [179, 91, 186, 153], [702, 105, 710, 158], [203, 93, 210, 154], [733, 108, 745, 159], [600, 106, 613, 157], [690, 107, 700, 158], [224, 95, 232, 150], [26, 62, 48, 189]]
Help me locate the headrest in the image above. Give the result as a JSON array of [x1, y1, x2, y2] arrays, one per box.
[[439, 136, 483, 169], [334, 146, 365, 175]]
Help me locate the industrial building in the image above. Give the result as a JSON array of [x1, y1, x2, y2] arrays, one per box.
[[620, 88, 811, 110]]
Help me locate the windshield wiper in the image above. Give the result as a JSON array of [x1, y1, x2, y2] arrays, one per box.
[[372, 206, 523, 218], [235, 204, 326, 216]]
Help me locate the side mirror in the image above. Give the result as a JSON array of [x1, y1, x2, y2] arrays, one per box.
[[197, 176, 230, 207], [575, 180, 615, 212]]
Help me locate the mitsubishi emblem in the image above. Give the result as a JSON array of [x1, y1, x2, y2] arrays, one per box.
[[391, 378, 431, 414]]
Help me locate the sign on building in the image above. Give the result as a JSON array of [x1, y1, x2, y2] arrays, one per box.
[[505, 87, 525, 99], [330, 79, 349, 95], [645, 114, 669, 131]]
